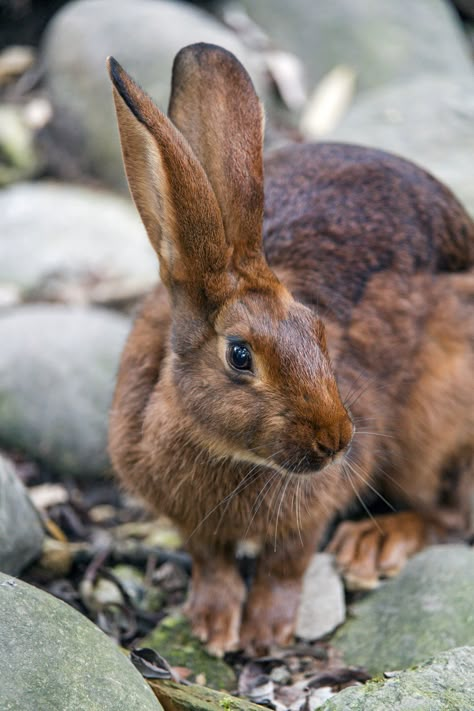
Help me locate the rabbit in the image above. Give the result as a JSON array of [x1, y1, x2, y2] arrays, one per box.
[[107, 43, 474, 655]]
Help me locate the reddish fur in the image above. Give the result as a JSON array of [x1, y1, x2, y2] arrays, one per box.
[[107, 45, 474, 653]]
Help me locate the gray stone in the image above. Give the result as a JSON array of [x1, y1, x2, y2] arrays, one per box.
[[0, 572, 162, 710], [328, 75, 474, 216], [320, 647, 474, 711], [41, 0, 265, 190], [240, 0, 473, 97], [0, 454, 44, 575], [332, 545, 474, 676], [0, 305, 130, 478], [0, 181, 157, 304], [296, 554, 345, 640]]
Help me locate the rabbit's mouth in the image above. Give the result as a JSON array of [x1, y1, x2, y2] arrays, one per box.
[[230, 444, 347, 478], [270, 447, 346, 476]]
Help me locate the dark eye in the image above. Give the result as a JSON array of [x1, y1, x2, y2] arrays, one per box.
[[228, 343, 252, 371]]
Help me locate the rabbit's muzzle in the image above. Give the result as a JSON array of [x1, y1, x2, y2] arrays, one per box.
[[270, 410, 354, 475]]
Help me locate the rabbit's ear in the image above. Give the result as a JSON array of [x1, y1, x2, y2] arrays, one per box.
[[168, 43, 264, 265], [107, 57, 233, 309]]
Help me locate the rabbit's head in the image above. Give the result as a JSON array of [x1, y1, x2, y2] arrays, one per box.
[[108, 44, 353, 475]]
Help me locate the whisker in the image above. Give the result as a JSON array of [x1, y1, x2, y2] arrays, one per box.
[[355, 431, 396, 440], [274, 472, 292, 552], [345, 379, 388, 412], [342, 369, 368, 408], [296, 478, 304, 547], [244, 469, 281, 539], [342, 463, 383, 534], [344, 374, 377, 408], [212, 445, 291, 536], [185, 466, 263, 543], [345, 457, 396, 512], [212, 461, 263, 536], [374, 462, 411, 498]]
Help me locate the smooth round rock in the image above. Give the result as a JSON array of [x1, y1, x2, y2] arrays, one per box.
[[332, 545, 474, 676], [0, 181, 157, 303], [320, 647, 474, 711], [0, 305, 130, 478], [328, 75, 474, 216], [0, 572, 162, 710], [41, 0, 265, 190], [240, 0, 473, 96], [296, 554, 345, 640], [0, 454, 44, 575]]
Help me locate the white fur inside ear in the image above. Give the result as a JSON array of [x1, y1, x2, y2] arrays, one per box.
[[141, 127, 179, 273], [113, 90, 179, 280]]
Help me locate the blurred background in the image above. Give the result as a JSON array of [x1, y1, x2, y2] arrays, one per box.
[[0, 0, 474, 697]]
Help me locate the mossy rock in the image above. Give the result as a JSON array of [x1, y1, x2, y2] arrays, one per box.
[[0, 454, 44, 575], [142, 614, 236, 691], [332, 545, 474, 675], [320, 647, 474, 710], [0, 572, 162, 710]]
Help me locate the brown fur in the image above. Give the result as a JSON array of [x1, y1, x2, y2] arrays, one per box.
[[107, 45, 474, 653]]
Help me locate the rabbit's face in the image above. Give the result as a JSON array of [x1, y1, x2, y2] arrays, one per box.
[[173, 286, 354, 476]]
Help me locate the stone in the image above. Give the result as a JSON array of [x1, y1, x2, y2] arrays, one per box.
[[296, 554, 345, 640], [320, 647, 474, 711], [0, 181, 157, 305], [0, 572, 162, 710], [0, 305, 130, 478], [240, 0, 473, 97], [327, 75, 474, 217], [141, 614, 236, 691], [41, 0, 266, 191], [332, 545, 474, 676], [0, 454, 44, 575]]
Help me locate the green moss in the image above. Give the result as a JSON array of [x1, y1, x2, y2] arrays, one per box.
[[141, 615, 236, 691], [319, 647, 474, 710]]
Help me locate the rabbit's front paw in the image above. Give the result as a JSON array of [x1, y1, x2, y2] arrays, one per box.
[[184, 573, 245, 657], [240, 578, 300, 655], [327, 511, 441, 590]]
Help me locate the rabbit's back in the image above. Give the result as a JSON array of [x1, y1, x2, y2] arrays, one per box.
[[264, 143, 474, 321]]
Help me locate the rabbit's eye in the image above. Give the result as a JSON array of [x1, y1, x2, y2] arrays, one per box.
[[228, 343, 252, 372]]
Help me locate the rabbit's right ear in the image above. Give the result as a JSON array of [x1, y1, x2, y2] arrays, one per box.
[[107, 57, 233, 310], [168, 44, 265, 267]]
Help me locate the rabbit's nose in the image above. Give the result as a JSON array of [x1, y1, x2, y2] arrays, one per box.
[[315, 417, 353, 457], [317, 442, 336, 458]]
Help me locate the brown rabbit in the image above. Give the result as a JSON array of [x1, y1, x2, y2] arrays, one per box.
[[107, 43, 474, 655]]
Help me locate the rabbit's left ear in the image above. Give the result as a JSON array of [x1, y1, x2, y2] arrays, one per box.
[[168, 43, 265, 266], [107, 56, 233, 310]]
